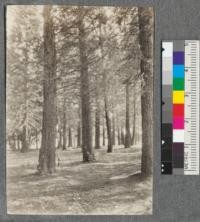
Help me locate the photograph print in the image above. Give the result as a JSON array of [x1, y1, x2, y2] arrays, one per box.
[[6, 5, 154, 214]]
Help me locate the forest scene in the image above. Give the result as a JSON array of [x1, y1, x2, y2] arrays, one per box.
[[6, 5, 153, 215]]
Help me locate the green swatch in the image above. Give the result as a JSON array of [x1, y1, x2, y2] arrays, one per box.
[[173, 78, 184, 90]]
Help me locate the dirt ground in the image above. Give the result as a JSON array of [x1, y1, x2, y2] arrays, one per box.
[[7, 146, 152, 215]]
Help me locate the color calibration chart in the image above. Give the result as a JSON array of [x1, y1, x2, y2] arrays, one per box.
[[161, 40, 200, 175]]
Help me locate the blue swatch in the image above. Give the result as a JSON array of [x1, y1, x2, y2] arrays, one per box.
[[173, 65, 184, 78]]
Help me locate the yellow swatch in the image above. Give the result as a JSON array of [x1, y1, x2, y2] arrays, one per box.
[[173, 91, 184, 104]]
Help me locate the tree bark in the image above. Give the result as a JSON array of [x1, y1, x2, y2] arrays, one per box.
[[138, 7, 153, 177], [95, 64, 101, 149], [112, 115, 116, 146], [105, 102, 112, 153], [78, 10, 95, 162], [13, 133, 17, 151], [125, 84, 131, 148], [62, 99, 67, 150], [77, 122, 81, 147], [21, 126, 28, 152], [38, 6, 57, 174], [118, 127, 121, 145], [131, 89, 136, 145], [68, 127, 72, 147], [21, 38, 29, 153], [95, 109, 101, 149], [57, 128, 62, 149], [102, 118, 105, 146], [121, 128, 125, 145]]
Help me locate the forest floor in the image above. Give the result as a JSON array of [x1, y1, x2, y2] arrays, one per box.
[[7, 145, 152, 215]]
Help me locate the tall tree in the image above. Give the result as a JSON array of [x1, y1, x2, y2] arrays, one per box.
[[112, 114, 116, 146], [131, 87, 136, 145], [68, 127, 72, 147], [77, 122, 81, 147], [95, 86, 101, 149], [57, 126, 62, 149], [124, 83, 131, 148], [38, 6, 57, 174], [78, 8, 95, 162], [102, 118, 105, 146], [62, 98, 67, 150], [138, 7, 153, 176], [21, 126, 28, 152], [117, 127, 121, 145], [121, 128, 125, 145], [98, 12, 113, 153], [35, 129, 39, 150]]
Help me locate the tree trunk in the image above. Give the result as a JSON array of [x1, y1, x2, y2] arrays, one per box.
[[62, 100, 67, 150], [98, 19, 113, 153], [112, 115, 116, 146], [118, 127, 121, 145], [138, 7, 153, 177], [21, 126, 28, 152], [77, 122, 81, 147], [21, 37, 29, 153], [102, 119, 105, 146], [38, 6, 57, 174], [105, 102, 112, 153], [95, 107, 101, 149], [125, 84, 131, 148], [121, 128, 125, 145], [68, 127, 72, 147], [17, 134, 21, 150], [13, 133, 17, 151], [95, 63, 101, 149], [131, 89, 136, 145], [78, 10, 95, 162], [57, 128, 62, 149], [35, 130, 39, 150], [20, 34, 29, 153]]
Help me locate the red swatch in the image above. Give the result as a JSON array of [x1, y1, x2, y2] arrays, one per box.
[[173, 104, 184, 117]]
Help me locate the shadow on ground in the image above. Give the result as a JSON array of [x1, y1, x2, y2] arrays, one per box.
[[7, 146, 152, 215]]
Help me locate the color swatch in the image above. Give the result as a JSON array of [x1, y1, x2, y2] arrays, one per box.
[[161, 40, 200, 175], [172, 41, 184, 174], [161, 42, 173, 174]]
